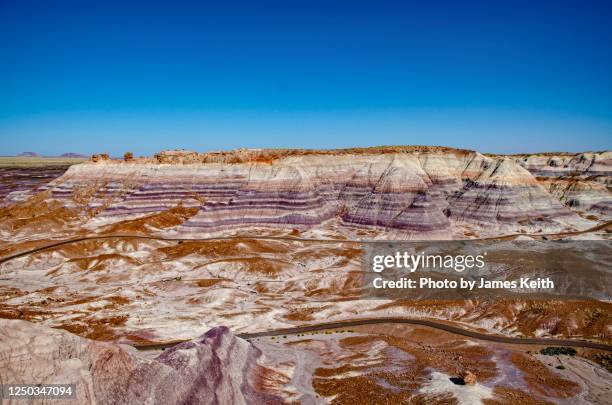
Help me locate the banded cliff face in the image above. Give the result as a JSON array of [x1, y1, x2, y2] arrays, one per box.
[[29, 147, 594, 240], [514, 151, 612, 177], [513, 151, 612, 219]]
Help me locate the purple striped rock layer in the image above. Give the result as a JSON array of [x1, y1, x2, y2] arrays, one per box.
[[0, 165, 71, 206], [514, 152, 612, 219], [35, 150, 597, 238], [0, 319, 307, 405]]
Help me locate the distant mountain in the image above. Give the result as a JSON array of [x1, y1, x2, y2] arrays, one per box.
[[60, 153, 87, 158], [14, 152, 87, 158]]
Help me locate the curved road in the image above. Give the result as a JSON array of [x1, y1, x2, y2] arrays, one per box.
[[134, 317, 612, 352], [2, 223, 610, 353], [1, 219, 610, 265]]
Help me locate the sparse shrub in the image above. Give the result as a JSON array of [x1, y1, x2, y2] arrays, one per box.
[[540, 347, 576, 356], [124, 151, 134, 161], [593, 353, 612, 373]]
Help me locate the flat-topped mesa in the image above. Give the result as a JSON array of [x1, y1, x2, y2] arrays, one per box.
[[39, 146, 596, 239], [87, 146, 478, 165]]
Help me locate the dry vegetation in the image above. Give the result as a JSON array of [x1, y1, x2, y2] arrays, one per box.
[[0, 157, 86, 167], [83, 146, 477, 165]]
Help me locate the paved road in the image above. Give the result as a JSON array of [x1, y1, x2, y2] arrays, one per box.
[[133, 317, 612, 351], [2, 222, 610, 352], [1, 220, 610, 265]]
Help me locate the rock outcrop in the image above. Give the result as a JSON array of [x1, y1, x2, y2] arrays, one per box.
[[0, 319, 305, 404], [0, 165, 72, 206], [514, 151, 612, 219], [460, 370, 478, 385], [514, 151, 612, 177]]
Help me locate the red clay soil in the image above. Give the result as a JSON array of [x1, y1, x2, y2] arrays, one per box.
[[510, 353, 580, 399], [375, 299, 612, 342], [102, 205, 199, 234]]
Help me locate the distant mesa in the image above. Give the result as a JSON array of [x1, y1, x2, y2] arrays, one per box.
[[14, 152, 87, 158], [60, 152, 87, 158]]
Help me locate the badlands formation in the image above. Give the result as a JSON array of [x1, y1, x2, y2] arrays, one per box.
[[4, 318, 611, 404], [3, 146, 609, 242], [0, 147, 611, 404], [1, 320, 299, 404]]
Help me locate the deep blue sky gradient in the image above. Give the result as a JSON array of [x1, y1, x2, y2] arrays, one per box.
[[1, 0, 611, 155]]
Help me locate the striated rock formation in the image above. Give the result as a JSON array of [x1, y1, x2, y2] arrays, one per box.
[[514, 151, 612, 177], [2, 319, 605, 405], [514, 151, 612, 219], [0, 319, 311, 404], [0, 166, 72, 206], [541, 176, 611, 218], [27, 147, 596, 240], [1, 148, 610, 405]]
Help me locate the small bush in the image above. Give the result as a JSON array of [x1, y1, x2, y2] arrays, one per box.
[[540, 347, 577, 356], [593, 353, 612, 373]]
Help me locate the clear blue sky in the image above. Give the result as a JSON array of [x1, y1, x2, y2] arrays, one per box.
[[1, 0, 611, 156]]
